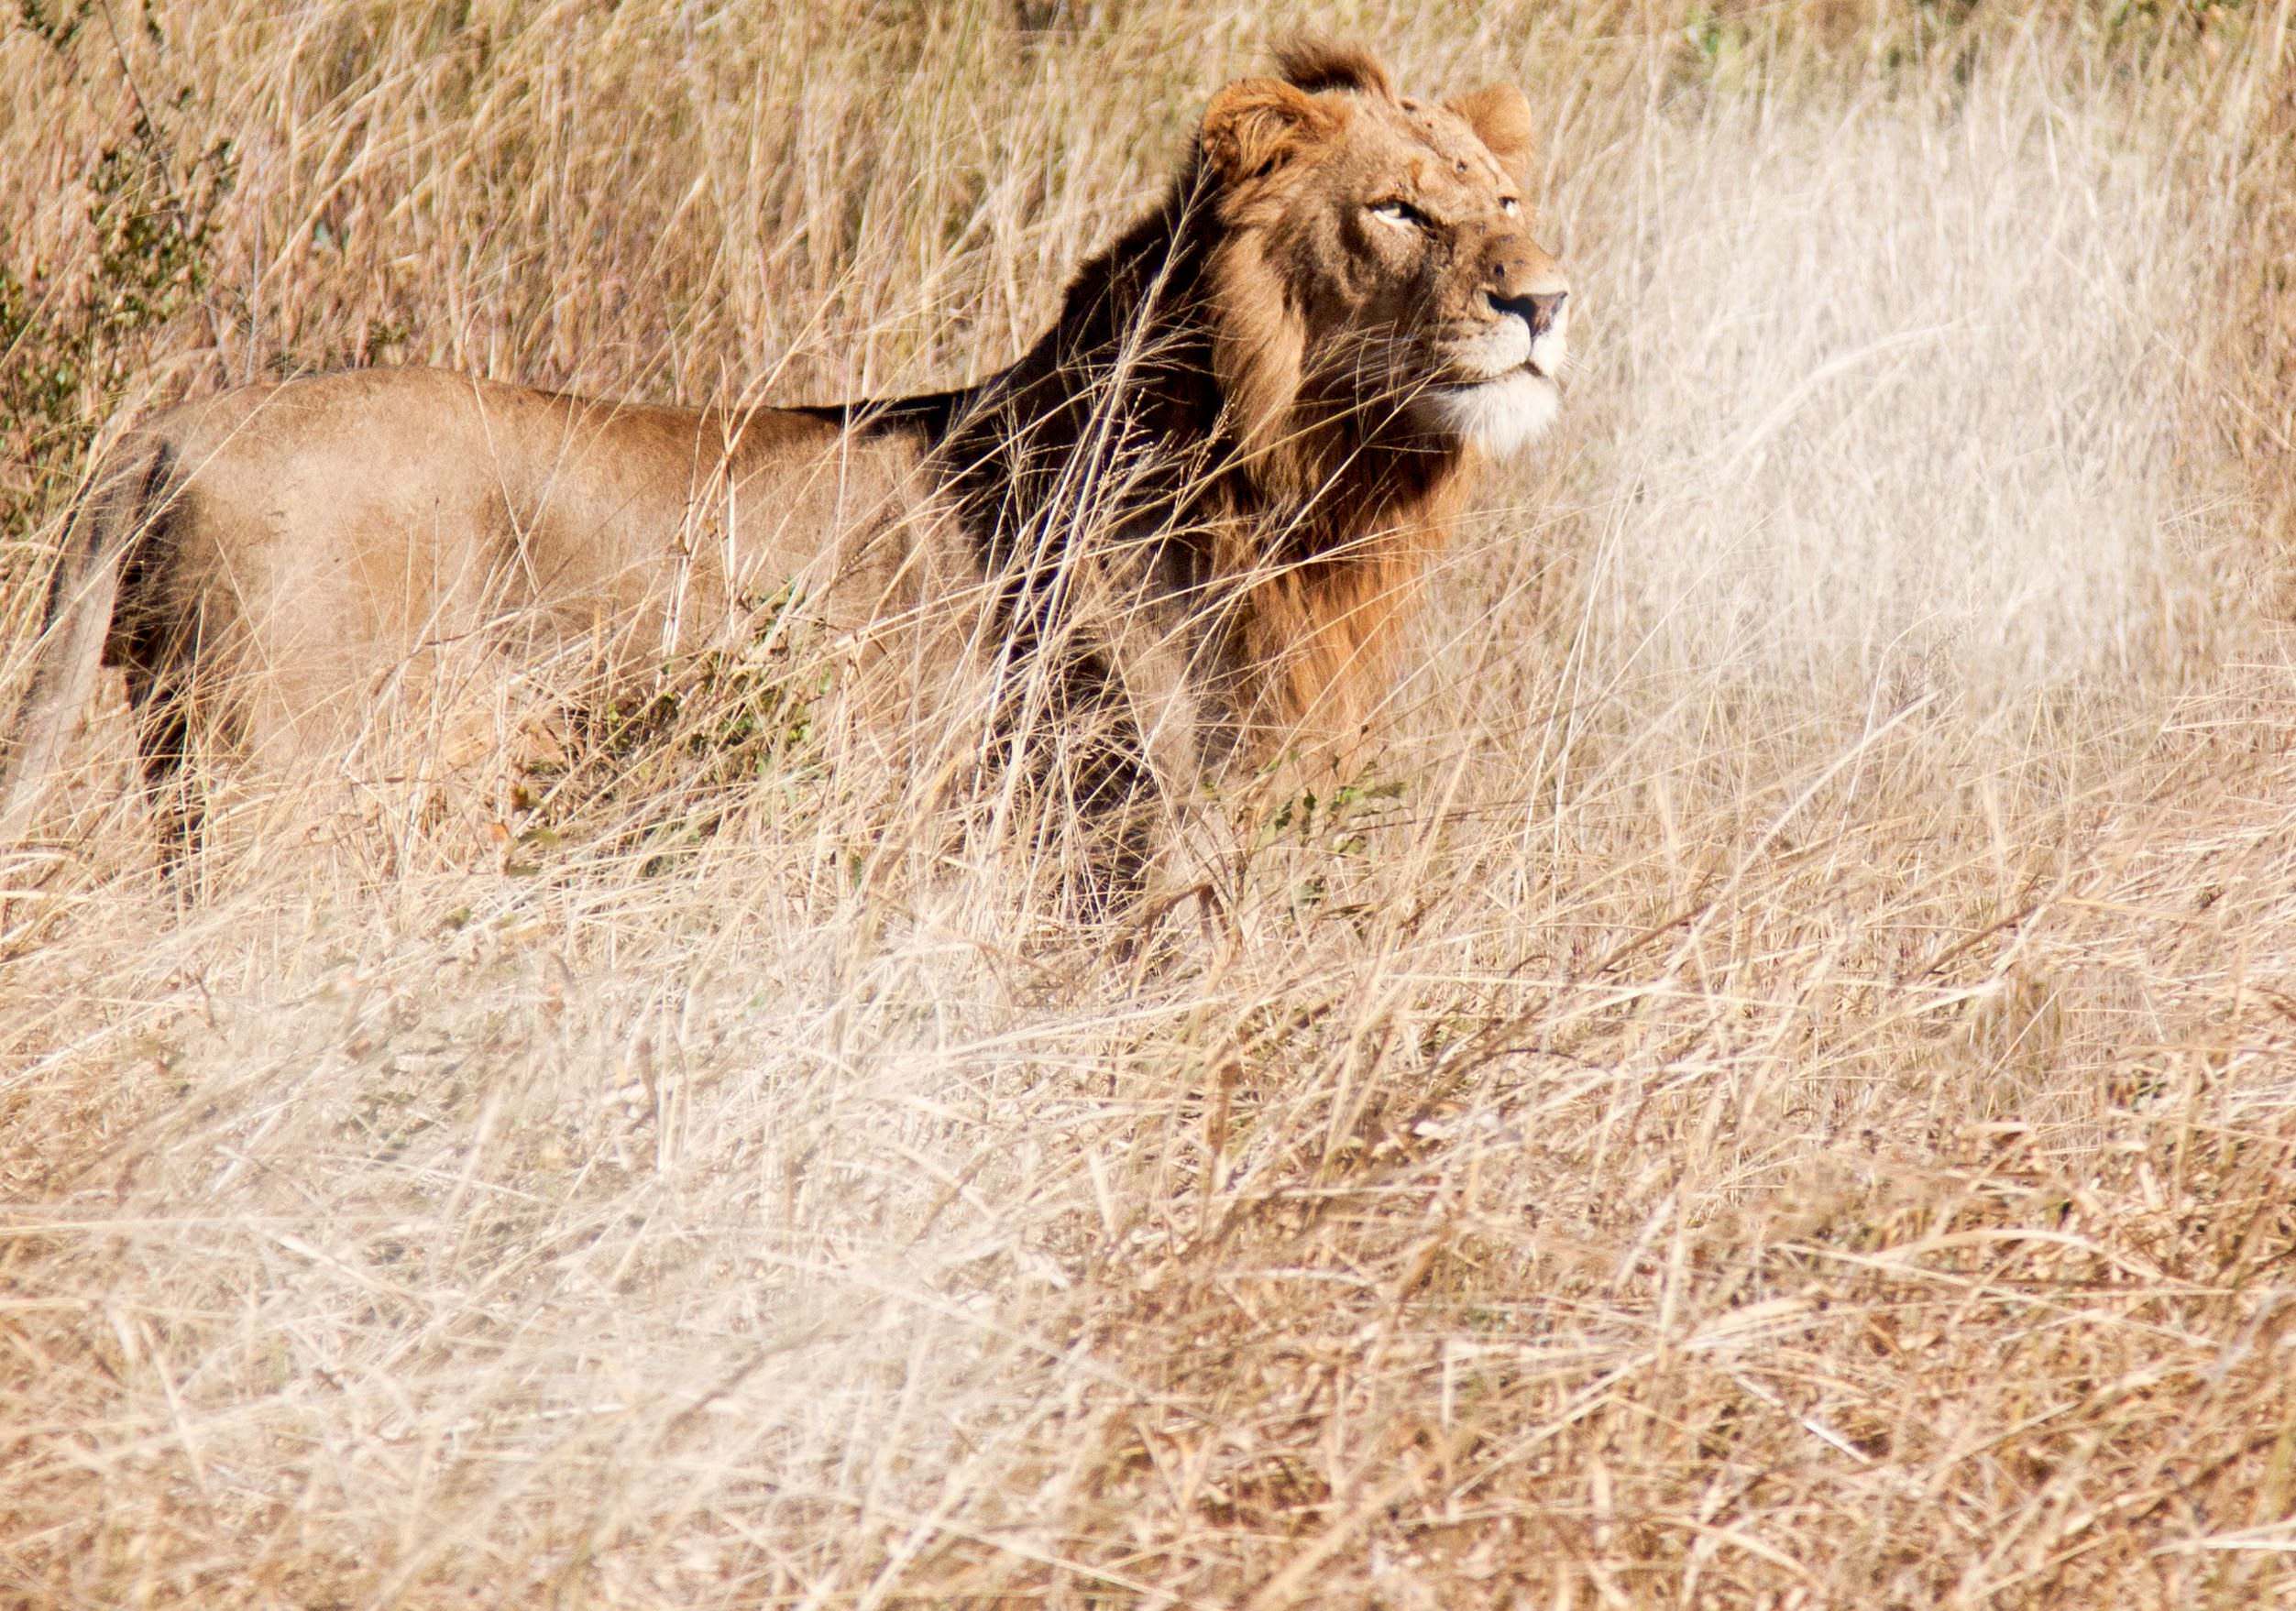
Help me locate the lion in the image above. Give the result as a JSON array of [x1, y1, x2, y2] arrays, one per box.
[[0, 39, 1570, 905]]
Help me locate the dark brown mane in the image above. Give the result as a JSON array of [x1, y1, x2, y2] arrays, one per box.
[[1271, 38, 1395, 99], [838, 49, 1468, 750]]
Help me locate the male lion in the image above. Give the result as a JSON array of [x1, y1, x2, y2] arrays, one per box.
[[1, 40, 1569, 904]]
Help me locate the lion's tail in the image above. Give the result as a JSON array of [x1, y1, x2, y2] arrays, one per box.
[[0, 437, 175, 844]]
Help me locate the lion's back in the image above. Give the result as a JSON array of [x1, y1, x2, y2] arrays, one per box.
[[123, 367, 939, 762]]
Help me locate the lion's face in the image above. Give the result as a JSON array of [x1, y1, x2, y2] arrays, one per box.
[[1203, 45, 1571, 462]]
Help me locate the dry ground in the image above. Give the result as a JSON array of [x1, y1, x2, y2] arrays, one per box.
[[4, 1, 2296, 1606]]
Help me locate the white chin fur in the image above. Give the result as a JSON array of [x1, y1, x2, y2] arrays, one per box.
[[1423, 368, 1561, 458]]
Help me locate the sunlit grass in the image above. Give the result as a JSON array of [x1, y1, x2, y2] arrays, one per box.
[[3, 2, 2293, 1605]]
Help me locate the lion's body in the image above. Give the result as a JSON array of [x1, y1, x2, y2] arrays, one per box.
[[55, 371, 933, 762], [2, 41, 1571, 896]]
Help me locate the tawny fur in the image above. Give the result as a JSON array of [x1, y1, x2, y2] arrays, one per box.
[[2, 39, 1571, 868]]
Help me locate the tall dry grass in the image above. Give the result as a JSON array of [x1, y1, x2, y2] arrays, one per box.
[[5, 1, 2296, 1606]]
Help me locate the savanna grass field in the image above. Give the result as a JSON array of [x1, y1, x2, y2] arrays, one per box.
[[5, 0, 2296, 1605]]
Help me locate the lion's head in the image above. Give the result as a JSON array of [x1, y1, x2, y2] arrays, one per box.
[[1198, 40, 1571, 483]]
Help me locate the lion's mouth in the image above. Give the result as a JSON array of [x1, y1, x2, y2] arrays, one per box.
[[1416, 360, 1565, 457], [1454, 357, 1555, 389]]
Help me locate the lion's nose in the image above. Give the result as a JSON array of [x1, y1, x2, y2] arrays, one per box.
[[1489, 288, 1567, 337]]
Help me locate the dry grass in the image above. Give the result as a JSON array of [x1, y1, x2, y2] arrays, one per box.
[[5, 1, 2296, 1606]]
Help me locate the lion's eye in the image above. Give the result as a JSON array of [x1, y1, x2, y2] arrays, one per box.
[[1499, 196, 1522, 216], [1369, 199, 1432, 231]]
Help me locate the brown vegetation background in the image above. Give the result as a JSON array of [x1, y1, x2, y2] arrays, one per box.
[[4, 0, 2295, 1605]]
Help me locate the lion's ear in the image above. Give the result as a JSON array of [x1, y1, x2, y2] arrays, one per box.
[[1203, 77, 1345, 186], [1449, 83, 1535, 179]]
